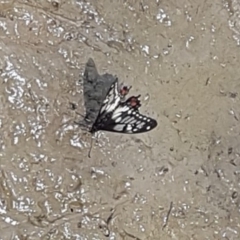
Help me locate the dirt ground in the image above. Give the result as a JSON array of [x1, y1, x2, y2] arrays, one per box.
[[0, 0, 240, 239]]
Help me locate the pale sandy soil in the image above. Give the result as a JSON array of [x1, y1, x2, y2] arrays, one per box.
[[0, 0, 240, 239]]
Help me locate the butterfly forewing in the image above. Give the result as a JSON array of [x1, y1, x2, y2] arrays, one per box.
[[90, 81, 120, 133], [99, 81, 120, 114]]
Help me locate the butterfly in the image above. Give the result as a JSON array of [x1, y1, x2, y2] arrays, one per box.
[[79, 58, 157, 156], [89, 80, 157, 134]]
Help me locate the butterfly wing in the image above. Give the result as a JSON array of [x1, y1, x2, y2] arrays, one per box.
[[99, 80, 121, 114], [90, 81, 121, 133], [91, 86, 157, 134], [102, 96, 157, 133]]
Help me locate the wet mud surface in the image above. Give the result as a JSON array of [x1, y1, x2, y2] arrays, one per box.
[[1, 0, 240, 239]]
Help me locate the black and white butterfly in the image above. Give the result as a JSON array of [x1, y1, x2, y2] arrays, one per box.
[[78, 58, 157, 156], [89, 80, 157, 134]]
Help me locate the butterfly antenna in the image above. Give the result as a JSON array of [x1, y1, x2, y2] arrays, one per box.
[[88, 135, 94, 158]]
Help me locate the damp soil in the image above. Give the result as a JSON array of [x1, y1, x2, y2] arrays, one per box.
[[1, 0, 240, 239]]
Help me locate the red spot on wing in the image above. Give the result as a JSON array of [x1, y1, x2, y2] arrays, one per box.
[[119, 85, 132, 97], [126, 95, 141, 109]]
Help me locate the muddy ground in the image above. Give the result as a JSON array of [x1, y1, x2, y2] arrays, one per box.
[[0, 0, 240, 239]]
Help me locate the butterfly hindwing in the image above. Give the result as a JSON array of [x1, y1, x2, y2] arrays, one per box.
[[91, 89, 157, 134], [106, 97, 157, 133]]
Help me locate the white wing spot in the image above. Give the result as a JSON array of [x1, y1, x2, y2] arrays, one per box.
[[146, 126, 151, 130], [115, 117, 122, 123], [126, 124, 132, 131], [124, 117, 134, 123], [147, 119, 151, 122], [113, 124, 124, 131], [122, 116, 131, 123]]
